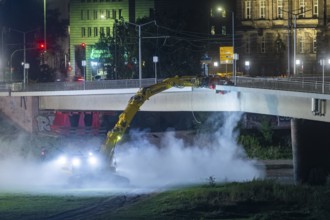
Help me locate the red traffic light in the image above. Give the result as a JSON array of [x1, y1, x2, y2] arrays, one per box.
[[38, 42, 45, 50], [81, 42, 86, 48]]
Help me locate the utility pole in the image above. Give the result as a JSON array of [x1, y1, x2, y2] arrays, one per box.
[[126, 20, 156, 88]]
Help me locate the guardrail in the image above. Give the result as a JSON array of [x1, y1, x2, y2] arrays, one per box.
[[1, 76, 330, 95], [235, 77, 330, 95], [0, 78, 158, 92]]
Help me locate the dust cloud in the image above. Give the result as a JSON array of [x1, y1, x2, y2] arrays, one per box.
[[0, 112, 265, 193], [114, 112, 266, 188], [0, 133, 69, 192]]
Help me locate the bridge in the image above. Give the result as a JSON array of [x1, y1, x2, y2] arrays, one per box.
[[1, 76, 330, 185]]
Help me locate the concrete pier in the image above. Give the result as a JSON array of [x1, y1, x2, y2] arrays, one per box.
[[291, 118, 330, 185]]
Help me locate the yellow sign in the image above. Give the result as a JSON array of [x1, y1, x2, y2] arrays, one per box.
[[219, 46, 233, 64]]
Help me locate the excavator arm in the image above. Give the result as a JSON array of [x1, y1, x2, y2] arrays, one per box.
[[100, 75, 226, 169]]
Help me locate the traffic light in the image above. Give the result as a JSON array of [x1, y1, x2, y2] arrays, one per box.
[[38, 42, 46, 51], [81, 42, 86, 48]]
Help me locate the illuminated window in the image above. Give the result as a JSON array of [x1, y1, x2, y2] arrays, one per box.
[[313, 37, 317, 53], [260, 0, 266, 19], [260, 37, 266, 53], [299, 0, 306, 18], [245, 1, 251, 19], [277, 0, 283, 19], [313, 1, 318, 17]]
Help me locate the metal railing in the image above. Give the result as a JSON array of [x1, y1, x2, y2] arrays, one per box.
[[235, 76, 330, 95], [1, 76, 330, 95], [0, 78, 157, 92]]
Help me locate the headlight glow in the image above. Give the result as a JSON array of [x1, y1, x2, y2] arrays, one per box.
[[88, 156, 99, 166], [57, 155, 67, 165], [71, 157, 81, 167]]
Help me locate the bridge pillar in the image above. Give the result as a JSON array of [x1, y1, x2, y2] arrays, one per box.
[[291, 118, 330, 185]]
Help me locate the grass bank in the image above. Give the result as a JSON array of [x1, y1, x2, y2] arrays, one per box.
[[3, 180, 330, 220], [104, 180, 330, 220]]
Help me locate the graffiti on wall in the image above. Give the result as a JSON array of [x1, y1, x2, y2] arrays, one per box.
[[35, 111, 105, 135]]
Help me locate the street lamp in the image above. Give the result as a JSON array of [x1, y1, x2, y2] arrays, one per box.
[[245, 60, 250, 75], [285, 8, 312, 76], [125, 20, 156, 88], [43, 0, 47, 51], [217, 7, 236, 84], [8, 28, 38, 84]]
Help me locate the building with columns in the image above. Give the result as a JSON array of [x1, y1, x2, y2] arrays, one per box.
[[235, 0, 328, 77]]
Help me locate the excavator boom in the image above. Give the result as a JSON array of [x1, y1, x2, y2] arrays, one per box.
[[100, 75, 230, 168]]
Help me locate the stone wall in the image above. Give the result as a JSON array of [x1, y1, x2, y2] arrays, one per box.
[[0, 96, 39, 133]]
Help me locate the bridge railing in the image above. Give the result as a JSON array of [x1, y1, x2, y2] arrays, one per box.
[[236, 77, 330, 95], [10, 78, 157, 92], [2, 76, 330, 95]]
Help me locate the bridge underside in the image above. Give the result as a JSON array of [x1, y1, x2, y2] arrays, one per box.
[[7, 86, 330, 185]]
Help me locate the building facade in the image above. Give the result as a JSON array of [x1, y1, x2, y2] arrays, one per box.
[[69, 0, 154, 80], [235, 0, 328, 77]]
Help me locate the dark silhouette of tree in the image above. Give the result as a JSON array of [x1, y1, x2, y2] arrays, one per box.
[[1, 0, 68, 82]]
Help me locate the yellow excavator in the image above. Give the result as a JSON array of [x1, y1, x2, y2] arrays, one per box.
[[100, 75, 232, 171], [54, 75, 232, 186]]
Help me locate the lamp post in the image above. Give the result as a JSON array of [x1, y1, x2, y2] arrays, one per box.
[[232, 11, 237, 85], [43, 0, 47, 51], [285, 8, 312, 77], [126, 20, 156, 87], [9, 29, 26, 84], [8, 28, 38, 84], [245, 60, 250, 75], [217, 7, 236, 84]]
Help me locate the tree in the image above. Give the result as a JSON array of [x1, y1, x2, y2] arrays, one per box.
[[2, 0, 68, 82], [94, 17, 136, 79]]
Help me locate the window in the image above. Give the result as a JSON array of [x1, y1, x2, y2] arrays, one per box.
[[100, 27, 105, 36], [260, 37, 266, 53], [260, 0, 266, 19], [94, 27, 98, 37], [210, 26, 215, 35], [221, 26, 226, 35], [86, 10, 90, 20], [112, 9, 117, 19], [81, 10, 84, 20], [100, 10, 105, 19], [106, 27, 111, 36], [93, 10, 98, 19], [88, 27, 92, 37], [245, 1, 251, 19], [313, 37, 317, 53], [119, 9, 122, 18], [81, 27, 86, 37], [106, 9, 111, 19], [277, 0, 283, 19], [299, 36, 304, 53], [299, 0, 306, 18], [313, 0, 318, 17]]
